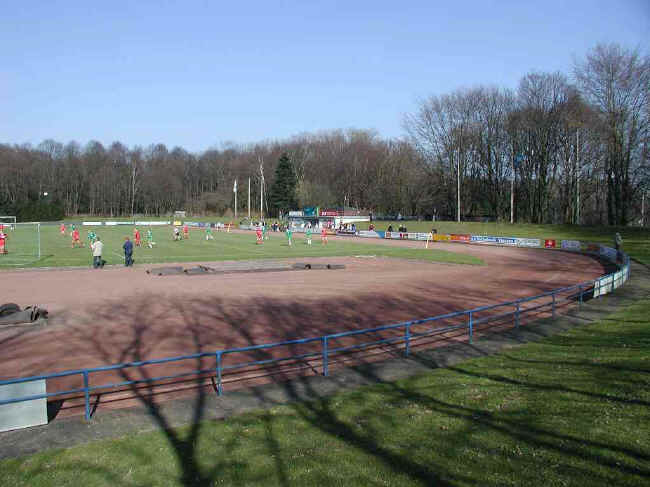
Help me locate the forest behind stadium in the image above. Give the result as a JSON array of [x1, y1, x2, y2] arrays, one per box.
[[1, 44, 648, 225]]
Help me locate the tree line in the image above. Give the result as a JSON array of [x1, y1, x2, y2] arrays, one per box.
[[1, 43, 648, 225]]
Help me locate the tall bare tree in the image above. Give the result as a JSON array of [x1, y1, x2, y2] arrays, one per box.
[[574, 43, 650, 225]]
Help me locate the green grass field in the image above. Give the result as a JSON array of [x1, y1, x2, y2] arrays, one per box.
[[3, 220, 649, 269], [0, 223, 482, 268]]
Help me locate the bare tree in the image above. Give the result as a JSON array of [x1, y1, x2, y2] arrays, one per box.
[[574, 43, 650, 225]]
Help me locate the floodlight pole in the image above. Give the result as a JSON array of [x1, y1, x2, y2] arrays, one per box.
[[248, 178, 251, 219], [259, 157, 264, 223], [510, 163, 514, 224]]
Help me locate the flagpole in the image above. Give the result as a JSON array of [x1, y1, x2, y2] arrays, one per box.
[[234, 179, 237, 220], [259, 156, 264, 223], [248, 178, 251, 219]]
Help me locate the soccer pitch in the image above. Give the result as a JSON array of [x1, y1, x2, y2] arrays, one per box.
[[0, 224, 482, 268]]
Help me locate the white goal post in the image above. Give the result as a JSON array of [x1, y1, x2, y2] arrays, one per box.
[[0, 221, 42, 266], [0, 216, 17, 230]]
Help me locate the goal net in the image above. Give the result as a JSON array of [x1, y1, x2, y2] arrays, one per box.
[[0, 221, 42, 266]]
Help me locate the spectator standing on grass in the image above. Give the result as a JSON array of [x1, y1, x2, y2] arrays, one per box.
[[91, 237, 104, 269], [123, 236, 134, 266], [615, 232, 623, 251], [306, 226, 312, 245]]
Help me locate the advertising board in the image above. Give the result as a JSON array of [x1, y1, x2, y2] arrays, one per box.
[[561, 240, 581, 251], [450, 234, 471, 242], [582, 242, 601, 253], [471, 235, 517, 246], [516, 238, 541, 248], [135, 221, 170, 226], [544, 239, 556, 248], [599, 245, 618, 263], [384, 232, 431, 241], [319, 209, 340, 217], [433, 234, 450, 241], [82, 221, 103, 226], [595, 275, 613, 298], [288, 211, 304, 217], [613, 271, 624, 289], [357, 230, 382, 238]]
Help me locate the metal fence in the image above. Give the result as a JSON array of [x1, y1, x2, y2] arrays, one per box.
[[0, 253, 630, 422]]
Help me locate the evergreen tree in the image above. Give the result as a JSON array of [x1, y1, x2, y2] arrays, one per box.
[[268, 153, 298, 216]]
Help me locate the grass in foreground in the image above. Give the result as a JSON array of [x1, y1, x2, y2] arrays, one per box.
[[0, 225, 481, 268], [2, 297, 648, 486]]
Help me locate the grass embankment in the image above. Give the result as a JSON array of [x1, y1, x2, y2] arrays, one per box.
[[362, 221, 650, 266], [1, 297, 648, 486], [0, 225, 480, 268]]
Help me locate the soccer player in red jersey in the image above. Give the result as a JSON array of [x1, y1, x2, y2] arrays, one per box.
[[0, 229, 7, 254], [71, 227, 83, 248]]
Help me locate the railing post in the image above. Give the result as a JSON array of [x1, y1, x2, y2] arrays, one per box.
[[578, 284, 583, 308], [215, 352, 223, 396], [468, 311, 473, 344], [83, 371, 90, 421], [515, 302, 520, 329], [404, 323, 411, 357], [322, 336, 329, 376], [552, 292, 556, 318]]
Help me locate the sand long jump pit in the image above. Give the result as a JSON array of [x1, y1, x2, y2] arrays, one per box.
[[0, 240, 609, 419]]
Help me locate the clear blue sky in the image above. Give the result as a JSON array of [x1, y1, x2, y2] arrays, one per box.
[[1, 0, 648, 152]]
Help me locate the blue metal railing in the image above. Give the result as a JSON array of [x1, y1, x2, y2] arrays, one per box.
[[0, 253, 630, 422]]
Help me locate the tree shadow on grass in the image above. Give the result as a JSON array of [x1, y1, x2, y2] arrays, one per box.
[[24, 279, 650, 486], [58, 289, 475, 485]]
